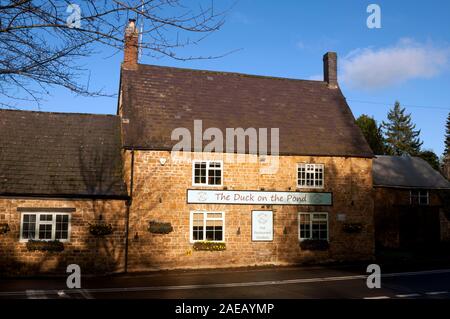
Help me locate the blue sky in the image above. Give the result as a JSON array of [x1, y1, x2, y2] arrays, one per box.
[[5, 0, 450, 156]]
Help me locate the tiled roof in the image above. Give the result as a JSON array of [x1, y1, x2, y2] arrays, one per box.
[[119, 64, 373, 157], [373, 155, 450, 189], [0, 109, 128, 198]]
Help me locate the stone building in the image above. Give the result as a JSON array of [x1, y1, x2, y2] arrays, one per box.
[[373, 155, 450, 249], [0, 20, 375, 275], [118, 21, 375, 271], [0, 111, 129, 275]]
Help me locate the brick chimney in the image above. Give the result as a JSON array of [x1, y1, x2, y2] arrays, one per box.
[[123, 19, 139, 69], [323, 52, 338, 89]]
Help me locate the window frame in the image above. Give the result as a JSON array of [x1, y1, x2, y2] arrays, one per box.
[[410, 190, 429, 206], [19, 212, 71, 243], [192, 160, 224, 187], [189, 211, 225, 243], [298, 212, 329, 241], [297, 163, 325, 189]]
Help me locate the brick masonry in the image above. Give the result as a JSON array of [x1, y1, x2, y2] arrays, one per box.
[[124, 150, 375, 271], [0, 151, 375, 275], [0, 198, 127, 276], [374, 187, 450, 248]]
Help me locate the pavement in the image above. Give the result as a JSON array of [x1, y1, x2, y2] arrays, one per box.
[[1, 263, 450, 299]]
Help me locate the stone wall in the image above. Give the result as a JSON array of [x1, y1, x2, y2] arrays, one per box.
[[124, 150, 375, 271], [374, 187, 448, 248], [0, 198, 127, 276]]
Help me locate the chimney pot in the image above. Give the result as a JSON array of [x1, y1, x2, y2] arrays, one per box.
[[123, 19, 139, 69], [323, 52, 338, 89]]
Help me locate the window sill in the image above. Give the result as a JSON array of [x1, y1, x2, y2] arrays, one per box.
[[191, 185, 224, 188], [20, 239, 70, 243]]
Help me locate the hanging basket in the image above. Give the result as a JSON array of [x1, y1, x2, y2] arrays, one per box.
[[0, 223, 10, 235], [89, 223, 113, 237]]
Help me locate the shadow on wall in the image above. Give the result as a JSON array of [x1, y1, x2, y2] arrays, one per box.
[[125, 154, 375, 270], [0, 143, 127, 277]]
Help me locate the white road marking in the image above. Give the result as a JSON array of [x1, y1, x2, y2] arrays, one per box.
[[382, 269, 450, 278], [1, 268, 450, 297], [425, 291, 448, 295], [26, 290, 48, 299], [78, 289, 94, 299], [396, 293, 421, 298], [364, 296, 390, 299]]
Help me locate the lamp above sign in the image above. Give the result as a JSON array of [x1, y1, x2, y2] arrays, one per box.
[[187, 189, 332, 206]]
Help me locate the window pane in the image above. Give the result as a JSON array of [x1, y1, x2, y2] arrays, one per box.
[[205, 216, 223, 241], [192, 212, 224, 241], [207, 162, 222, 185], [313, 213, 327, 220], [207, 213, 222, 219], [40, 214, 52, 222], [312, 223, 320, 239], [39, 224, 52, 239], [194, 162, 207, 184], [193, 226, 203, 240], [206, 224, 223, 241], [22, 214, 36, 239], [299, 214, 312, 239], [55, 214, 69, 240], [192, 213, 204, 240], [298, 164, 323, 188], [312, 220, 327, 240]]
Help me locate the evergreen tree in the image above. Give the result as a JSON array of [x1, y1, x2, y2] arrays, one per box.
[[417, 150, 440, 171], [382, 101, 423, 156], [355, 114, 386, 155], [444, 112, 450, 159], [441, 113, 450, 180]]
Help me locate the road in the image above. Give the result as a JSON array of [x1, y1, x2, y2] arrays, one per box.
[[1, 264, 450, 299]]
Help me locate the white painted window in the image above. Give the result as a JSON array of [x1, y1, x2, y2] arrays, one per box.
[[298, 212, 328, 241], [297, 163, 324, 189], [190, 211, 225, 242], [20, 213, 71, 242], [192, 161, 223, 186], [410, 190, 429, 206]]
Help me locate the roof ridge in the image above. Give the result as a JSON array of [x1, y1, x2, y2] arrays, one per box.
[[0, 108, 119, 118], [125, 63, 329, 84]]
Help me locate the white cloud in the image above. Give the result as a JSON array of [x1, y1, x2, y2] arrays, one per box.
[[341, 39, 450, 90]]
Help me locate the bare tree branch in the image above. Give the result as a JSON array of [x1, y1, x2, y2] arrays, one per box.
[[0, 0, 231, 108]]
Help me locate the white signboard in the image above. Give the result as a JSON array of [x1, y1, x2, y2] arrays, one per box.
[[187, 189, 332, 206], [252, 210, 273, 241]]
